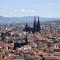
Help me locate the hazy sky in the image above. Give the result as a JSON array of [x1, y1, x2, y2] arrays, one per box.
[[0, 0, 60, 18]]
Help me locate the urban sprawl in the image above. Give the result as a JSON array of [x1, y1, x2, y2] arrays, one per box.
[[0, 17, 60, 60]]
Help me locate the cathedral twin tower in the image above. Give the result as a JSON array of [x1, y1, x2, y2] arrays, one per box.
[[24, 16, 41, 33]]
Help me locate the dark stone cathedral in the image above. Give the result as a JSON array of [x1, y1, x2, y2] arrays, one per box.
[[24, 16, 41, 33]]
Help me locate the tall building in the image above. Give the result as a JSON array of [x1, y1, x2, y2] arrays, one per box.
[[33, 16, 37, 33], [36, 17, 41, 32], [24, 22, 28, 32], [24, 16, 41, 33]]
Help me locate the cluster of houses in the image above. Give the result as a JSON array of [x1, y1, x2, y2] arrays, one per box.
[[0, 17, 60, 60]]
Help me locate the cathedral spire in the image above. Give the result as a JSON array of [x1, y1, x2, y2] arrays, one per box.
[[25, 22, 28, 32], [36, 16, 41, 32], [33, 16, 37, 33]]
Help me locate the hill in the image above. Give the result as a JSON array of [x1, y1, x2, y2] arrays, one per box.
[[0, 16, 60, 24]]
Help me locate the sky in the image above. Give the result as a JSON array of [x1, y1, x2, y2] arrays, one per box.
[[0, 0, 60, 18]]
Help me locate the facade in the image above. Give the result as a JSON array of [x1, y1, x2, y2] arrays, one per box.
[[24, 16, 41, 33]]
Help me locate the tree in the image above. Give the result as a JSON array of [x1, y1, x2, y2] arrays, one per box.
[[36, 17, 41, 32], [1, 32, 5, 41]]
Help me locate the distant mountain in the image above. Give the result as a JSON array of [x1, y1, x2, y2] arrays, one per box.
[[0, 16, 34, 24], [43, 19, 60, 24], [0, 16, 60, 24]]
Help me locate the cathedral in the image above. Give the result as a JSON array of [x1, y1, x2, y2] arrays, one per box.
[[24, 16, 41, 33]]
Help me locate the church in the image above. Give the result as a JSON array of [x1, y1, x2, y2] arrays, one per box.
[[24, 16, 41, 33]]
